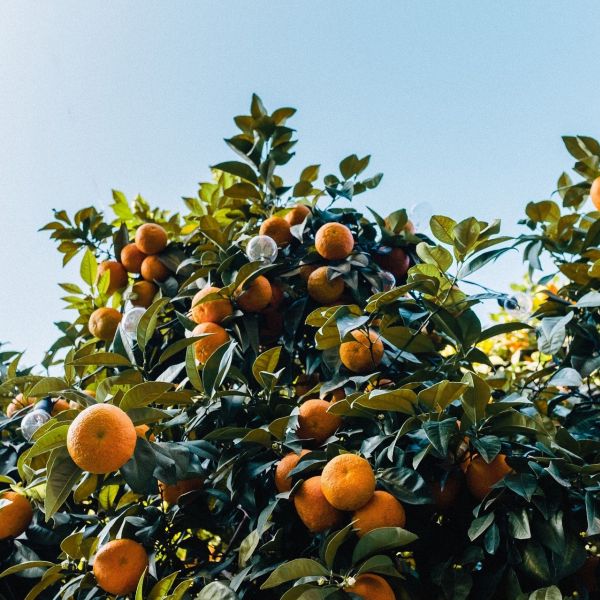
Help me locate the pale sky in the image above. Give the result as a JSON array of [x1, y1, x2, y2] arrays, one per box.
[[1, 1, 599, 366]]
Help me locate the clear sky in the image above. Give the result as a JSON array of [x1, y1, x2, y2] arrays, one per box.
[[1, 1, 599, 366]]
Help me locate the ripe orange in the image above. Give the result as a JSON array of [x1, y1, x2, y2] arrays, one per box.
[[352, 490, 406, 537], [307, 267, 345, 304], [120, 243, 147, 274], [7, 393, 35, 417], [0, 491, 33, 539], [158, 477, 203, 505], [591, 177, 600, 210], [294, 374, 320, 398], [344, 573, 396, 600], [51, 398, 71, 416], [135, 223, 168, 255], [340, 329, 384, 373], [297, 399, 342, 445], [275, 449, 310, 493], [324, 387, 345, 402], [373, 247, 410, 280], [260, 216, 293, 246], [285, 204, 311, 226], [67, 403, 137, 474], [141, 255, 170, 282], [315, 223, 354, 260], [293, 476, 344, 533], [192, 322, 230, 364], [93, 539, 148, 596], [299, 264, 318, 282], [130, 280, 158, 308], [235, 276, 273, 312], [266, 281, 284, 310], [191, 286, 233, 324], [466, 454, 512, 500], [432, 471, 463, 511], [97, 260, 128, 295], [321, 454, 375, 511], [135, 424, 156, 442], [88, 307, 122, 342]]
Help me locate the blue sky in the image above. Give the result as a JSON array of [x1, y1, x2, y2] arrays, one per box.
[[1, 1, 599, 366]]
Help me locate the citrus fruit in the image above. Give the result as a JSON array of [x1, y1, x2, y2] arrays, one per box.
[[297, 399, 342, 445], [299, 264, 318, 282], [192, 322, 229, 364], [275, 449, 310, 493], [0, 491, 33, 539], [466, 454, 512, 500], [135, 223, 168, 255], [130, 280, 158, 308], [344, 573, 396, 600], [259, 216, 292, 246], [120, 243, 147, 274], [51, 398, 71, 416], [307, 266, 344, 304], [321, 453, 375, 511], [93, 539, 148, 596], [67, 403, 137, 474], [373, 247, 410, 280], [7, 393, 35, 417], [135, 424, 156, 442], [315, 223, 354, 260], [191, 286, 233, 324], [235, 275, 273, 312], [591, 177, 600, 210], [97, 260, 128, 295], [88, 307, 122, 342], [293, 476, 344, 533], [158, 477, 204, 505], [352, 490, 406, 537], [340, 329, 384, 373], [141, 255, 170, 282], [285, 204, 311, 226]]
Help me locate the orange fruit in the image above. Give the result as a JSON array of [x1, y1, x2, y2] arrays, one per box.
[[404, 219, 416, 234], [259, 216, 292, 246], [97, 260, 128, 295], [321, 454, 375, 511], [466, 454, 512, 500], [191, 286, 233, 324], [293, 476, 344, 533], [0, 491, 33, 539], [88, 307, 122, 342], [158, 477, 203, 505], [67, 403, 137, 474], [120, 243, 147, 274], [591, 177, 600, 210], [135, 223, 168, 255], [93, 539, 148, 596], [7, 393, 35, 417], [307, 266, 345, 304], [324, 387, 345, 402], [299, 264, 318, 282], [135, 424, 156, 442], [235, 276, 273, 312], [315, 223, 354, 260], [297, 399, 342, 445], [275, 450, 310, 493], [285, 204, 311, 226], [432, 471, 463, 511], [266, 282, 284, 310], [192, 322, 230, 364], [141, 255, 170, 282], [373, 247, 410, 281], [51, 398, 71, 416], [130, 280, 158, 308], [294, 374, 320, 398], [353, 490, 406, 537], [344, 573, 396, 600], [340, 329, 384, 373]]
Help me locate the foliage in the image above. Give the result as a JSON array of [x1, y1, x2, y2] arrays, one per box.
[[0, 98, 598, 600]]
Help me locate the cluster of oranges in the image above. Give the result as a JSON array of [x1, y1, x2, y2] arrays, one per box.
[[276, 452, 404, 598], [88, 223, 171, 342]]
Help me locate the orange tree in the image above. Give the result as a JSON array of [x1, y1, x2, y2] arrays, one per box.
[[0, 97, 598, 599]]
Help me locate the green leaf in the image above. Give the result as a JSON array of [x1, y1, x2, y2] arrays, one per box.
[[478, 322, 532, 342], [71, 352, 132, 367], [26, 424, 70, 460], [260, 559, 329, 589], [80, 248, 97, 286], [158, 336, 203, 365], [430, 215, 456, 244], [461, 372, 490, 424], [148, 571, 179, 600], [0, 562, 55, 579], [354, 389, 417, 414], [137, 298, 170, 352], [418, 380, 468, 411], [324, 523, 354, 569], [212, 161, 259, 185], [196, 582, 238, 600], [526, 200, 560, 223], [352, 527, 418, 564], [453, 217, 481, 255], [119, 382, 173, 411], [416, 242, 453, 271], [468, 513, 494, 541], [252, 346, 282, 387], [44, 447, 81, 519], [528, 587, 562, 600], [27, 377, 67, 397]]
